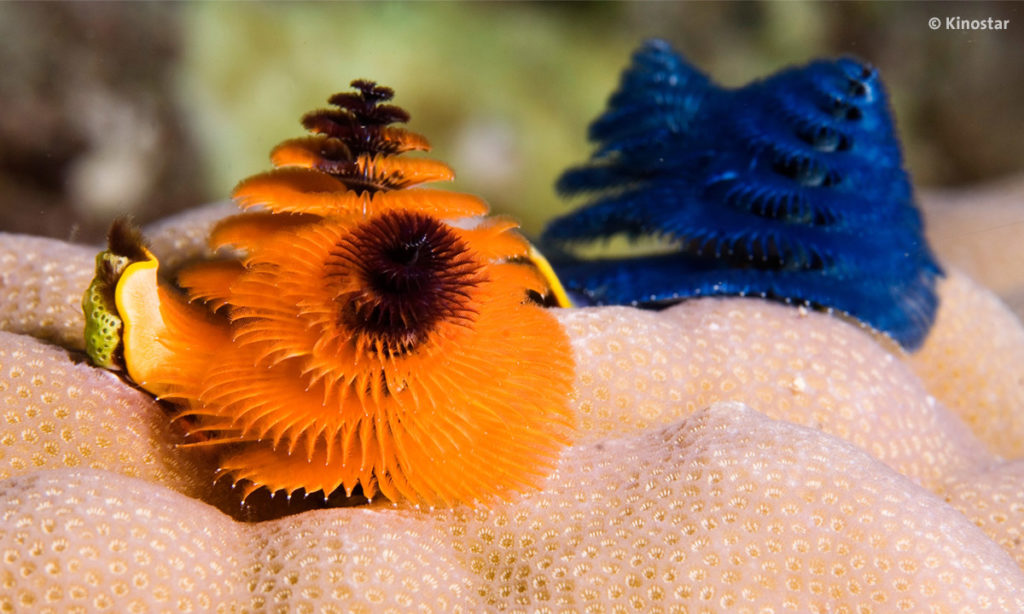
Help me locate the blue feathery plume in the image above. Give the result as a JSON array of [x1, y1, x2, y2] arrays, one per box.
[[543, 39, 942, 350]]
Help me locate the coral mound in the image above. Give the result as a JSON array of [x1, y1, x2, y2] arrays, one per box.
[[3, 215, 1024, 609], [5, 404, 1024, 613]]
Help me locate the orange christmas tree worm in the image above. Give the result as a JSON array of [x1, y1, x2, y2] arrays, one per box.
[[83, 80, 575, 506]]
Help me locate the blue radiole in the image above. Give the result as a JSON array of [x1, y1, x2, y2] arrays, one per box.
[[543, 39, 942, 350]]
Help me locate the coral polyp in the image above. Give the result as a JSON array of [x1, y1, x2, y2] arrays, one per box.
[[83, 81, 574, 506], [543, 39, 942, 349]]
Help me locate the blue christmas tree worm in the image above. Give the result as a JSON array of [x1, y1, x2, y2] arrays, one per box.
[[543, 39, 942, 350]]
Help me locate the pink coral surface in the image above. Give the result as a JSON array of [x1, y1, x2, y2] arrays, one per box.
[[2, 200, 1024, 612]]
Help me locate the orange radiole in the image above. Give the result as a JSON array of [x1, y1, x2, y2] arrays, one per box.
[[84, 81, 575, 506]]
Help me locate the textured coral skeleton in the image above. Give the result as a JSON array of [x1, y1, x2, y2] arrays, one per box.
[[3, 229, 1024, 610], [3, 58, 1024, 611]]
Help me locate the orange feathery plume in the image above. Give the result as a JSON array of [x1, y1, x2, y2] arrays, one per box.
[[117, 80, 574, 506]]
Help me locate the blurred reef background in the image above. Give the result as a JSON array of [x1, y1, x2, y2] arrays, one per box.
[[0, 1, 1022, 243]]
